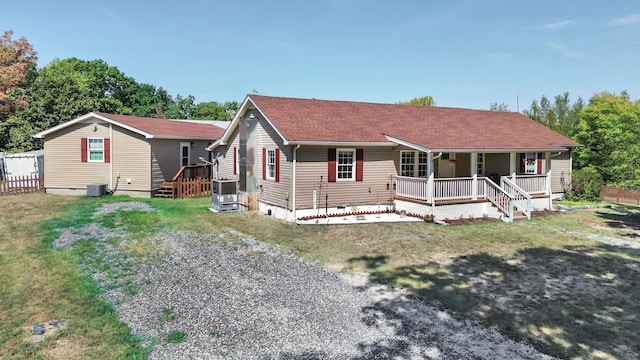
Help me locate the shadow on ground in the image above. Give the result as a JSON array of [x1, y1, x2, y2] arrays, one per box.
[[349, 244, 640, 359]]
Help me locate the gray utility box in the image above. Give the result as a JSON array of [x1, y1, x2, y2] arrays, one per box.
[[211, 179, 239, 212], [87, 183, 107, 197]]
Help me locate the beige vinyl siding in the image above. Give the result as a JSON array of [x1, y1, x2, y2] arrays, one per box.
[[112, 127, 151, 192], [454, 153, 471, 177], [295, 146, 397, 210], [256, 120, 291, 209], [149, 139, 211, 189], [550, 151, 571, 193], [43, 123, 112, 189], [214, 132, 240, 180]]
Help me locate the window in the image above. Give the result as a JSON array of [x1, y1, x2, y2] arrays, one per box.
[[400, 151, 429, 177], [476, 153, 484, 176], [88, 138, 104, 162], [418, 152, 428, 177], [266, 149, 276, 180], [401, 151, 415, 177], [337, 149, 355, 180]]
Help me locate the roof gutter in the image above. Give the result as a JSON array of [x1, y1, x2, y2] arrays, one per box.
[[285, 141, 395, 147]]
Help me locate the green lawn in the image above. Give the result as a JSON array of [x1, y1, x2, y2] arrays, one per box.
[[1, 194, 638, 359]]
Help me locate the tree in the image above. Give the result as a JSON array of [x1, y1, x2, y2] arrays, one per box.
[[399, 96, 435, 106], [574, 91, 640, 187], [193, 100, 238, 120], [0, 30, 37, 148], [488, 102, 510, 112], [3, 58, 176, 151], [523, 92, 583, 137]]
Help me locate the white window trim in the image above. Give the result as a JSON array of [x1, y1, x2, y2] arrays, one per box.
[[266, 149, 276, 180], [87, 137, 104, 163], [400, 150, 415, 177], [336, 148, 356, 181], [180, 142, 190, 167]]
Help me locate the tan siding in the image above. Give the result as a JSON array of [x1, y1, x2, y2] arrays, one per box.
[[112, 127, 151, 191], [295, 146, 397, 210], [256, 120, 291, 208], [44, 123, 112, 190], [455, 153, 471, 177], [485, 153, 510, 176], [550, 151, 571, 193], [214, 132, 239, 180]]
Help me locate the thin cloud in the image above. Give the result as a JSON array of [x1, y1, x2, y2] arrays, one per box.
[[533, 19, 575, 30], [605, 13, 640, 27], [547, 42, 583, 59]]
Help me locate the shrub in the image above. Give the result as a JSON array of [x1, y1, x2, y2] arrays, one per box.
[[566, 166, 604, 201], [165, 330, 187, 343]]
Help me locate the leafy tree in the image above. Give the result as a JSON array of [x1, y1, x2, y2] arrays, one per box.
[[164, 94, 195, 119], [565, 166, 604, 201], [399, 96, 435, 106], [488, 102, 510, 112], [574, 91, 640, 187], [3, 58, 175, 151], [523, 92, 583, 137], [193, 101, 238, 120], [0, 30, 37, 148]]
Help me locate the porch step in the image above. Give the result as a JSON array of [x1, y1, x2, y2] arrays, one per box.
[[154, 182, 175, 198]]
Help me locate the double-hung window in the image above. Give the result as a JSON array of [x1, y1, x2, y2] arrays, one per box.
[[266, 149, 276, 180], [337, 149, 355, 180], [400, 151, 415, 177], [88, 138, 104, 162], [476, 153, 484, 176], [401, 151, 429, 177]]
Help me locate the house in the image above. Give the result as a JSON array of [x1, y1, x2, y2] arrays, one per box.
[[207, 95, 580, 222], [34, 112, 226, 198]]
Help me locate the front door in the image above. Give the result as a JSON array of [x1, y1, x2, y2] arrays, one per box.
[[437, 153, 456, 178], [180, 142, 190, 167], [524, 152, 537, 174]]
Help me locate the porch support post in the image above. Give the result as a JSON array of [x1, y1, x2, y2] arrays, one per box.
[[470, 152, 478, 200], [427, 152, 434, 204], [509, 152, 517, 182], [545, 151, 552, 209]]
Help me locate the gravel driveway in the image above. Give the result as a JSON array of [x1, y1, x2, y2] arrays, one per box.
[[55, 202, 554, 359]]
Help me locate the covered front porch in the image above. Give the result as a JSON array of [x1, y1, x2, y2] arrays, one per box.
[[394, 151, 557, 222]]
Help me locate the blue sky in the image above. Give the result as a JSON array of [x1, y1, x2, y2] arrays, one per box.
[[3, 1, 639, 111]]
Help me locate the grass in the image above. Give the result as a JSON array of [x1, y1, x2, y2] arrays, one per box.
[[164, 331, 186, 344], [1, 194, 639, 359]]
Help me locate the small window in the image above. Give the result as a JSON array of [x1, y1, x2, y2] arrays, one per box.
[[266, 149, 276, 180], [88, 138, 104, 162], [418, 152, 428, 177], [476, 153, 484, 176], [441, 153, 450, 160], [337, 149, 355, 180]]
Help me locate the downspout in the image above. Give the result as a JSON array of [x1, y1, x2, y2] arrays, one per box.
[[291, 144, 301, 222], [109, 123, 113, 190]]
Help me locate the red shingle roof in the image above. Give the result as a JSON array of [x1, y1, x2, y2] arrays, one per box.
[[249, 95, 580, 150], [96, 112, 225, 139]]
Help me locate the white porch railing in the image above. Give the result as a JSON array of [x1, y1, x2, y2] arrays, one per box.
[[501, 177, 532, 220], [485, 178, 514, 220], [509, 174, 547, 194], [395, 176, 429, 201], [434, 177, 484, 201]]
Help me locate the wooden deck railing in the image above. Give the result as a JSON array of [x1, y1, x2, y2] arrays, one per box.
[[164, 164, 212, 199], [485, 178, 514, 220], [0, 175, 44, 196], [172, 164, 212, 181], [395, 176, 429, 201]]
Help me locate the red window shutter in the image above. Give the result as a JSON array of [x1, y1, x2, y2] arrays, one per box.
[[262, 147, 266, 180], [233, 147, 237, 175], [328, 148, 336, 182], [81, 138, 88, 162], [275, 148, 280, 182], [104, 138, 111, 163], [537, 152, 543, 174], [356, 148, 363, 182]]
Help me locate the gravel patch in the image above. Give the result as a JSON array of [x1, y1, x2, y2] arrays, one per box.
[[53, 202, 555, 359], [552, 228, 640, 249]]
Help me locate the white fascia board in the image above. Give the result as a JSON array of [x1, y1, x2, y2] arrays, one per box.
[[287, 141, 395, 147], [430, 148, 573, 153], [384, 135, 431, 153], [33, 112, 154, 139], [248, 96, 288, 145]]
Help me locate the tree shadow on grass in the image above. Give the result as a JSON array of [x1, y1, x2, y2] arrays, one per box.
[[594, 205, 640, 231], [350, 246, 640, 359]]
